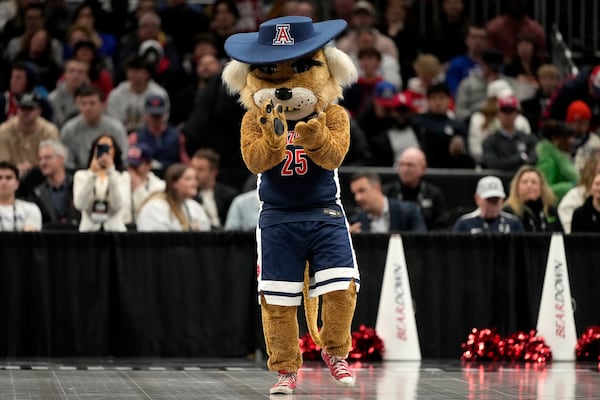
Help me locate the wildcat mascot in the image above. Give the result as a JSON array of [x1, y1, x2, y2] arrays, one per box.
[[222, 16, 360, 395]]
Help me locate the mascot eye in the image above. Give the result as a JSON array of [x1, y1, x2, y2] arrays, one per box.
[[291, 58, 322, 73], [258, 64, 278, 74]]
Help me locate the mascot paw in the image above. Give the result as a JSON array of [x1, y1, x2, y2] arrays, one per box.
[[259, 100, 288, 148], [294, 111, 328, 151]]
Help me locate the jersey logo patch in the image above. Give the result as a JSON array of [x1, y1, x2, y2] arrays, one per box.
[[273, 24, 294, 46]]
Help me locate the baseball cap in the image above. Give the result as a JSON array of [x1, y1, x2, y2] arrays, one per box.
[[566, 100, 592, 122], [144, 95, 167, 115], [18, 92, 40, 108], [353, 1, 376, 16], [374, 81, 399, 108], [127, 143, 154, 167], [497, 94, 519, 111], [486, 79, 513, 98], [589, 65, 600, 97], [476, 176, 506, 199]]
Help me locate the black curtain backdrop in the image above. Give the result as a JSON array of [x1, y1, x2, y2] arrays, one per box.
[[1, 232, 598, 358]]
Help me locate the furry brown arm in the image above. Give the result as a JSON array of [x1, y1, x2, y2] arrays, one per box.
[[293, 104, 350, 171], [240, 107, 287, 174]]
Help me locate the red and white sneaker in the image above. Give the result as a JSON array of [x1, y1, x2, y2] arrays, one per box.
[[270, 370, 297, 395], [321, 350, 355, 387]]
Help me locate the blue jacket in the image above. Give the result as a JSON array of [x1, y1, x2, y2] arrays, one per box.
[[353, 197, 427, 233]]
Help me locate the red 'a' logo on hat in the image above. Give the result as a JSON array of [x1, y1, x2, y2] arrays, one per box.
[[273, 24, 294, 46]]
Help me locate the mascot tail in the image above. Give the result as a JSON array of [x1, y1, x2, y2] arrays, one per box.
[[303, 263, 323, 349]]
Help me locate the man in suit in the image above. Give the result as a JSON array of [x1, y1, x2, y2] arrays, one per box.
[[348, 171, 427, 233], [190, 148, 238, 229], [28, 139, 80, 230]]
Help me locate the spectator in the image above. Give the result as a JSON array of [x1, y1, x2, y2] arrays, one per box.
[[73, 134, 127, 232], [121, 143, 166, 230], [367, 85, 419, 167], [70, 2, 117, 59], [382, 147, 448, 230], [445, 23, 487, 97], [453, 175, 524, 233], [159, 0, 209, 57], [48, 59, 89, 128], [413, 83, 474, 169], [557, 150, 600, 233], [481, 94, 537, 171], [0, 61, 53, 123], [224, 187, 259, 231], [567, 100, 600, 171], [341, 47, 384, 117], [209, 0, 241, 62], [403, 53, 443, 114], [486, 0, 546, 64], [348, 171, 427, 233], [0, 92, 59, 177], [136, 163, 211, 232], [420, 0, 469, 65], [520, 63, 561, 131], [571, 172, 600, 233], [69, 36, 114, 100], [106, 54, 170, 133], [13, 28, 62, 92], [543, 65, 600, 132], [60, 85, 128, 170], [28, 139, 80, 230], [503, 165, 562, 232], [129, 94, 189, 174], [469, 80, 532, 165], [190, 148, 239, 229], [535, 120, 579, 202], [503, 34, 544, 89], [0, 160, 42, 232]]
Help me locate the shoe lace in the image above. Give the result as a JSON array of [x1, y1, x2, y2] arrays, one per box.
[[330, 356, 351, 377], [277, 372, 296, 386]]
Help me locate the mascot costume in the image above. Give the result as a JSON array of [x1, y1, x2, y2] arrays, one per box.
[[222, 16, 361, 395]]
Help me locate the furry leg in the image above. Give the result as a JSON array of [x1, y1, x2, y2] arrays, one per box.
[[319, 280, 357, 357], [260, 295, 302, 372]]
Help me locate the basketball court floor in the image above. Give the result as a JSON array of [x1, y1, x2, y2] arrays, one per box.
[[1, 358, 598, 399]]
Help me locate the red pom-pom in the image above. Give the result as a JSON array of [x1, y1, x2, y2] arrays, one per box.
[[522, 331, 552, 364], [349, 325, 384, 361], [461, 328, 503, 361], [299, 332, 321, 360], [576, 326, 600, 361]]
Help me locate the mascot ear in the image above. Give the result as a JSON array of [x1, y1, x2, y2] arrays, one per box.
[[222, 60, 250, 94], [324, 46, 358, 88]]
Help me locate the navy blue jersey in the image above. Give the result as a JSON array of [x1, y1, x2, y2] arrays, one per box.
[[258, 129, 344, 227]]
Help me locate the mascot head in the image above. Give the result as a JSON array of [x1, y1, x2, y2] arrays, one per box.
[[222, 16, 357, 121]]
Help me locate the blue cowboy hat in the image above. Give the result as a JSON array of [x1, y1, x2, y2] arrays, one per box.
[[224, 16, 347, 65]]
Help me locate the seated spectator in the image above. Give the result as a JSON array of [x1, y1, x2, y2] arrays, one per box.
[[453, 175, 524, 233], [470, 83, 532, 166], [382, 147, 448, 230], [557, 151, 600, 233], [73, 135, 127, 232], [503, 165, 562, 232], [571, 172, 600, 233], [60, 85, 128, 170], [412, 83, 474, 168], [348, 171, 427, 233], [403, 53, 443, 114], [535, 120, 579, 202], [520, 63, 560, 133], [121, 143, 166, 230], [28, 139, 80, 230], [481, 94, 537, 171], [420, 0, 470, 65], [503, 34, 544, 90], [106, 54, 170, 133], [129, 94, 189, 175], [13, 28, 62, 92], [224, 187, 259, 231], [70, 2, 117, 59], [445, 23, 487, 97], [190, 148, 239, 230], [367, 83, 419, 166], [543, 65, 600, 132], [0, 160, 42, 232], [341, 47, 384, 118], [69, 37, 114, 101], [48, 59, 89, 128], [136, 163, 211, 232], [486, 0, 546, 64], [0, 92, 59, 177], [567, 101, 600, 171]]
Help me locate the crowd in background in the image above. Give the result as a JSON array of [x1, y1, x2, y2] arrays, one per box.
[[0, 0, 599, 233]]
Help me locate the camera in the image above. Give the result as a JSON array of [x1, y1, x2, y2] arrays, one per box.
[[96, 144, 110, 158]]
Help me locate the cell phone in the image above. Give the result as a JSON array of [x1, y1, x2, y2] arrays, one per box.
[[96, 144, 110, 158]]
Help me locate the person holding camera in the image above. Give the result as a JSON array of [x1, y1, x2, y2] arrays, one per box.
[[73, 135, 127, 231]]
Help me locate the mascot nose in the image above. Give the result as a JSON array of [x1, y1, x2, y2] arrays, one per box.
[[275, 88, 293, 101]]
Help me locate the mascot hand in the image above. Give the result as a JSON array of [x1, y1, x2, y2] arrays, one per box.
[[258, 99, 287, 149], [293, 111, 329, 151]]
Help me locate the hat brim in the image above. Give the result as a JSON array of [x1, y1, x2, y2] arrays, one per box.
[[224, 19, 347, 64], [145, 107, 166, 115]]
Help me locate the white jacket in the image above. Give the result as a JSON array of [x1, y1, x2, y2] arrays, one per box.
[[136, 197, 211, 232], [119, 171, 166, 224], [557, 185, 586, 234]]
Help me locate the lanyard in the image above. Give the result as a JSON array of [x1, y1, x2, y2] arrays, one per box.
[[0, 202, 18, 232]]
